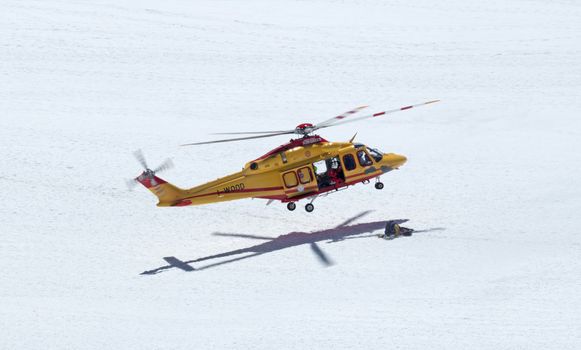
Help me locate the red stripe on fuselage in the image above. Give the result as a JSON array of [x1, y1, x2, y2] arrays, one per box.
[[182, 186, 284, 200], [345, 173, 380, 185], [277, 173, 381, 203], [284, 185, 318, 194], [256, 195, 287, 201], [172, 200, 192, 206]]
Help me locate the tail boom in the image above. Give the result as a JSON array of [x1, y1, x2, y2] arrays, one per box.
[[136, 172, 187, 207]]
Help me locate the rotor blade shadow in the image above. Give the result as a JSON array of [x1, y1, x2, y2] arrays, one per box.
[[213, 233, 274, 240], [193, 252, 265, 271], [329, 234, 379, 242], [310, 243, 334, 266], [414, 227, 446, 233], [334, 210, 373, 229]]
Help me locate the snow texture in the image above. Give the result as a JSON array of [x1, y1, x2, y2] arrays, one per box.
[[1, 0, 580, 349]]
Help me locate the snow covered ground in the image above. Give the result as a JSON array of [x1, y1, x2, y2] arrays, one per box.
[[1, 0, 580, 348]]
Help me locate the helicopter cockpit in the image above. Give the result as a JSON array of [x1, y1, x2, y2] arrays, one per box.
[[353, 143, 407, 170], [354, 143, 384, 162], [367, 147, 384, 162]]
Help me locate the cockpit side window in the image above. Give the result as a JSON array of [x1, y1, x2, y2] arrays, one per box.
[[357, 150, 373, 166], [368, 148, 383, 162]]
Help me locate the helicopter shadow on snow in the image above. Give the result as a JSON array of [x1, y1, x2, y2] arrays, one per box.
[[140, 210, 445, 275]]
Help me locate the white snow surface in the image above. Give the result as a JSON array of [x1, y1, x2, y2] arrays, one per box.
[[1, 0, 581, 348]]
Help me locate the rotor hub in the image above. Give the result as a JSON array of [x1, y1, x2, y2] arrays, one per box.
[[295, 123, 315, 135], [138, 169, 155, 181]]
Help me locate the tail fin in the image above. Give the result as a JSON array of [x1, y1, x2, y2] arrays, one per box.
[[136, 173, 186, 207]]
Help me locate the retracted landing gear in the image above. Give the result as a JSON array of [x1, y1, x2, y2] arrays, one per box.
[[287, 202, 296, 211]]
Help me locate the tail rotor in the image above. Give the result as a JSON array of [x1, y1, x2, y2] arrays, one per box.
[[127, 149, 174, 190]]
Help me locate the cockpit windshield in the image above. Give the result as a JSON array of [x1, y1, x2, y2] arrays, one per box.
[[368, 147, 383, 162]]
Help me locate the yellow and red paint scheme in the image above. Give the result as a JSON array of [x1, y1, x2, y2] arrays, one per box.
[[136, 136, 407, 207]]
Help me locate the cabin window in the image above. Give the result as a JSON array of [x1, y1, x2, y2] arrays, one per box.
[[283, 171, 298, 188], [357, 150, 373, 166], [343, 154, 356, 171], [298, 167, 313, 184]]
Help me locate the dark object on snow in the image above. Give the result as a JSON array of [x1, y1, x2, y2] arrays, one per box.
[[380, 221, 414, 240]]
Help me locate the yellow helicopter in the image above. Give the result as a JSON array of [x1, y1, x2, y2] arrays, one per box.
[[129, 100, 439, 212]]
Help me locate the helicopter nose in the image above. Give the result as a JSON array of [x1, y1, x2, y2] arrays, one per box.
[[385, 153, 407, 169]]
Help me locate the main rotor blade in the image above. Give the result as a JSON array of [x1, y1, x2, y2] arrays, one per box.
[[316, 100, 440, 130], [212, 130, 293, 135], [180, 131, 294, 146], [314, 105, 369, 128], [133, 149, 148, 169], [214, 106, 369, 136], [153, 158, 174, 174]]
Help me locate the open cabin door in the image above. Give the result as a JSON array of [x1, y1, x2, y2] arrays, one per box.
[[312, 157, 346, 189]]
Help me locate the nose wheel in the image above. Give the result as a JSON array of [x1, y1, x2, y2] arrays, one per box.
[[305, 203, 315, 212], [375, 182, 384, 190], [287, 202, 296, 211]]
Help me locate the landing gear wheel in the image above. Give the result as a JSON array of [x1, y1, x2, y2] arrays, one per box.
[[305, 203, 314, 212], [375, 182, 384, 190], [287, 202, 296, 211]]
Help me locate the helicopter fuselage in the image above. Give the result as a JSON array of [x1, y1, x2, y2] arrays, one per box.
[[137, 136, 407, 209]]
